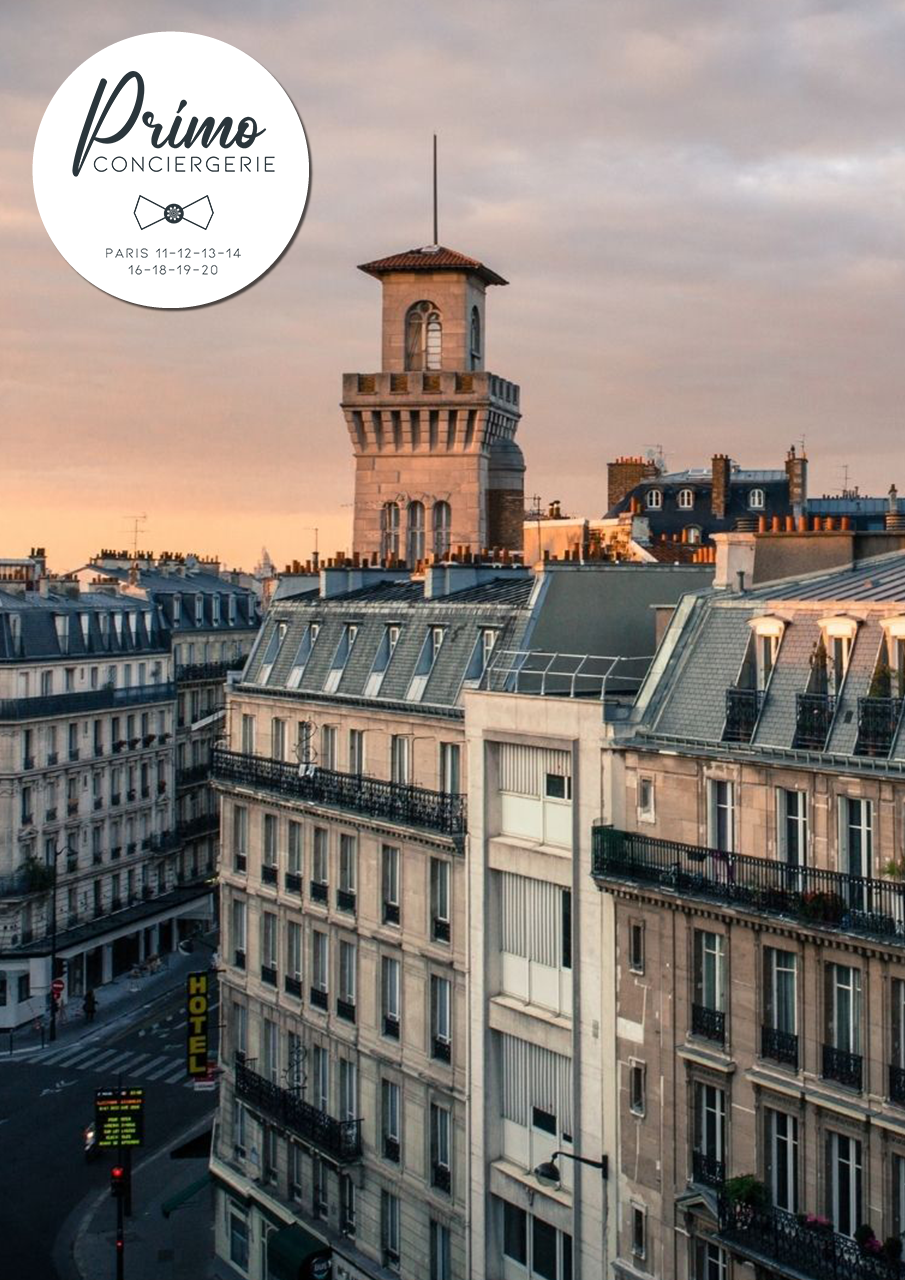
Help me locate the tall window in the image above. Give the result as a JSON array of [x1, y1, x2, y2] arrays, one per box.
[[826, 1131, 862, 1236], [707, 779, 735, 851], [694, 931, 726, 1013], [840, 797, 872, 881], [778, 790, 807, 865], [407, 501, 426, 565], [678, 488, 694, 510], [391, 735, 411, 785], [439, 742, 461, 795], [430, 858, 450, 942], [430, 1104, 451, 1191], [430, 975, 451, 1061], [382, 845, 400, 925], [312, 1045, 328, 1112], [763, 948, 797, 1045], [312, 932, 328, 999], [825, 963, 861, 1056], [287, 921, 302, 983], [339, 1057, 357, 1122], [349, 729, 365, 775], [339, 941, 357, 1016], [432, 501, 452, 558], [380, 502, 400, 561], [693, 1082, 726, 1181], [382, 956, 401, 1037], [287, 821, 302, 876], [381, 1190, 401, 1270], [892, 978, 905, 1075], [241, 714, 255, 754], [382, 1078, 401, 1162], [695, 1241, 728, 1280], [765, 1108, 798, 1211], [469, 305, 481, 369], [231, 899, 246, 965], [749, 488, 765, 509], [405, 300, 442, 371], [430, 1220, 452, 1280]]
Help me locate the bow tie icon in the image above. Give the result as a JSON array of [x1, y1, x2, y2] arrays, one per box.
[[133, 195, 214, 231]]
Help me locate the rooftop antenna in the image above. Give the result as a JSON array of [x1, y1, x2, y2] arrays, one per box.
[[124, 514, 147, 559], [433, 134, 438, 246]]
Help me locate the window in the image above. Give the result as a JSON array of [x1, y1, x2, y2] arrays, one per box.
[[685, 525, 702, 544], [407, 501, 426, 565], [469, 305, 481, 368], [382, 1078, 401, 1162], [324, 628, 357, 694], [501, 1201, 572, 1280], [763, 948, 797, 1033], [892, 979, 905, 1077], [678, 488, 694, 510], [262, 814, 278, 870], [320, 724, 337, 769], [695, 1241, 728, 1280], [694, 930, 725, 1013], [261, 912, 277, 975], [893, 1153, 905, 1240], [229, 1214, 249, 1270], [433, 501, 451, 558], [287, 1032, 303, 1090], [430, 1103, 452, 1191], [231, 899, 246, 966], [629, 922, 645, 974], [638, 776, 655, 822], [297, 720, 314, 767], [233, 1100, 247, 1157], [629, 1062, 646, 1115], [339, 1057, 357, 1121], [382, 956, 400, 1037], [693, 1082, 726, 1182], [406, 629, 445, 701], [707, 779, 735, 851], [431, 975, 451, 1061], [503, 1202, 527, 1265], [233, 805, 248, 866], [287, 822, 302, 876], [826, 962, 861, 1056], [312, 932, 328, 1002], [430, 1220, 452, 1280], [381, 1189, 401, 1270], [340, 1173, 356, 1236], [646, 488, 662, 510], [288, 1144, 302, 1201], [631, 1205, 646, 1259], [545, 771, 571, 801], [777, 790, 807, 866], [349, 729, 365, 774], [339, 941, 356, 1017], [312, 827, 328, 890], [17, 974, 30, 1003], [365, 625, 400, 696], [390, 735, 411, 785], [380, 503, 400, 562], [840, 797, 872, 883], [339, 834, 357, 908], [312, 1155, 327, 1220], [439, 742, 461, 795], [287, 922, 302, 982], [241, 714, 255, 754], [262, 1124, 278, 1185], [765, 1108, 798, 1212], [382, 845, 400, 924], [749, 487, 765, 509], [430, 858, 450, 942], [405, 300, 442, 372], [256, 622, 286, 685], [826, 1131, 862, 1236], [312, 1045, 328, 1112], [286, 623, 319, 688], [270, 718, 286, 761]]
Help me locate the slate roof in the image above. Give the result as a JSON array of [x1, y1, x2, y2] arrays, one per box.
[[358, 245, 508, 287], [80, 566, 258, 632], [0, 591, 169, 662]]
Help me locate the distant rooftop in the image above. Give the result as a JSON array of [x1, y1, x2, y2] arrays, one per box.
[[358, 245, 507, 287]]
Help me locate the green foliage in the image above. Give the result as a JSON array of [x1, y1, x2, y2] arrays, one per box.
[[723, 1175, 769, 1208]]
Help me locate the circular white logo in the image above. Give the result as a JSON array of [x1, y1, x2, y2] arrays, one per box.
[[33, 32, 309, 309]]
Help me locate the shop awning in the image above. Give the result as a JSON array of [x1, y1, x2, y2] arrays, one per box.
[[160, 1172, 211, 1218], [267, 1223, 331, 1280]]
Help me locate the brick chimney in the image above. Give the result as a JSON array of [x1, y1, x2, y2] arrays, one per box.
[[607, 456, 658, 512], [711, 454, 731, 519], [785, 445, 808, 516]]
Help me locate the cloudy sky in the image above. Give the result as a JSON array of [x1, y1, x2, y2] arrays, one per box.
[[4, 0, 905, 571]]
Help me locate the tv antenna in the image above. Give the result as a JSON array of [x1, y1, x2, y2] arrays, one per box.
[[433, 134, 439, 245], [124, 514, 147, 559]]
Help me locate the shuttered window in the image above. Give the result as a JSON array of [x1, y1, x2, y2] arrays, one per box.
[[499, 1032, 572, 1135], [498, 744, 570, 797], [500, 872, 563, 968]]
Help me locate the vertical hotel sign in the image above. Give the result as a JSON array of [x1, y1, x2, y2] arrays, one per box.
[[186, 971, 210, 1077]]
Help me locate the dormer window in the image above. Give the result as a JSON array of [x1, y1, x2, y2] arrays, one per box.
[[685, 526, 702, 545], [286, 623, 320, 689], [464, 628, 498, 686], [406, 627, 445, 702], [256, 621, 287, 686], [194, 596, 204, 626], [470, 306, 482, 370], [364, 624, 400, 698], [405, 301, 442, 371], [749, 616, 786, 691], [748, 488, 765, 510], [646, 489, 662, 511], [324, 624, 358, 694], [677, 488, 694, 510], [816, 616, 858, 697]]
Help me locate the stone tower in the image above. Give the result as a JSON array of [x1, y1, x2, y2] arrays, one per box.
[[341, 245, 525, 566]]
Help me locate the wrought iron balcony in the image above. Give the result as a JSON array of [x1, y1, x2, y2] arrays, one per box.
[[432, 918, 451, 943], [234, 949, 246, 970], [176, 814, 220, 842], [718, 1196, 905, 1280], [284, 975, 302, 998], [855, 696, 904, 758], [261, 864, 278, 886], [823, 1044, 863, 1090], [177, 763, 211, 788], [592, 826, 905, 949], [147, 831, 180, 855], [432, 1163, 451, 1194], [723, 687, 762, 744], [175, 658, 246, 684], [0, 682, 175, 722], [383, 1135, 400, 1163], [761, 1025, 799, 1069], [336, 998, 356, 1023], [337, 888, 356, 914], [692, 1003, 725, 1044], [692, 1150, 725, 1189], [212, 747, 467, 838], [310, 880, 328, 904], [383, 902, 400, 925], [793, 691, 836, 750], [284, 871, 302, 894], [260, 965, 277, 987], [310, 987, 328, 1011], [234, 1059, 362, 1164], [432, 1036, 452, 1063], [383, 1013, 400, 1039], [890, 1064, 905, 1105]]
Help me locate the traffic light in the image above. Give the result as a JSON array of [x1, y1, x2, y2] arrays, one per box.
[[110, 1165, 126, 1198]]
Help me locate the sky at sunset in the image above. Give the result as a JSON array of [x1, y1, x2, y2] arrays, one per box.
[[4, 1, 905, 573]]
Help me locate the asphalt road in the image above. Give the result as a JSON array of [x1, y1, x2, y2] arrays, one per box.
[[0, 975, 219, 1280]]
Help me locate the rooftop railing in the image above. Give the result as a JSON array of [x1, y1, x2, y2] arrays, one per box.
[[591, 826, 905, 949], [175, 658, 246, 683], [0, 682, 175, 722], [235, 1059, 361, 1164], [480, 649, 652, 702], [212, 747, 466, 837]]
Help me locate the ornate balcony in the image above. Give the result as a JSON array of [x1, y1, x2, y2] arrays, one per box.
[[284, 872, 302, 894], [718, 1197, 905, 1280], [692, 1003, 725, 1044], [0, 682, 174, 722], [234, 1059, 362, 1164], [591, 827, 905, 950], [432, 1164, 451, 1194], [723, 688, 762, 744], [175, 658, 246, 684], [793, 691, 836, 750], [260, 964, 277, 987], [383, 902, 400, 925], [890, 1064, 905, 1106], [692, 1150, 725, 1189], [212, 747, 466, 838], [177, 763, 211, 788], [337, 888, 356, 914], [855, 696, 904, 758], [761, 1026, 799, 1069], [261, 864, 278, 887], [284, 975, 302, 998], [822, 1044, 863, 1090], [336, 998, 356, 1023], [310, 880, 328, 904], [432, 918, 451, 943], [310, 987, 328, 1011], [176, 814, 220, 842]]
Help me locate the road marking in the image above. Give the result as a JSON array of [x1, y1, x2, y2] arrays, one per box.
[[108, 1051, 151, 1074], [42, 1044, 114, 1068], [62, 1046, 122, 1071], [144, 1058, 182, 1081], [160, 1065, 188, 1085], [136, 1054, 169, 1076]]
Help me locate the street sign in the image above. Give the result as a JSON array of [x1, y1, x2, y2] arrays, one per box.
[[185, 972, 210, 1077], [95, 1087, 145, 1149], [51, 978, 65, 998]]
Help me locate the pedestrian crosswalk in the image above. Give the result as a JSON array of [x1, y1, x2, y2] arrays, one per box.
[[23, 1040, 194, 1086]]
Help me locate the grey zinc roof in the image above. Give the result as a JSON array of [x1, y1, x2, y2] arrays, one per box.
[[751, 550, 905, 602], [750, 615, 819, 749], [825, 622, 882, 755], [0, 592, 168, 662], [651, 608, 752, 740]]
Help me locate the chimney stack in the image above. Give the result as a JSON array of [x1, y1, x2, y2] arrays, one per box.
[[711, 454, 731, 519], [607, 456, 658, 511], [785, 445, 808, 516]]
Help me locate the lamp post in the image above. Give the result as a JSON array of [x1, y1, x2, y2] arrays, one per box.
[[49, 839, 77, 1043], [533, 1152, 608, 1187]]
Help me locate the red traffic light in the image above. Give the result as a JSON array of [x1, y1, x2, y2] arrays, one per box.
[[110, 1165, 126, 1197]]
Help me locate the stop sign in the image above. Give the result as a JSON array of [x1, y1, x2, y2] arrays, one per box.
[[51, 978, 64, 998]]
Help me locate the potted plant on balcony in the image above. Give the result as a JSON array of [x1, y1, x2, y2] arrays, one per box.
[[883, 1237, 903, 1262], [854, 1224, 885, 1257], [797, 1213, 833, 1234], [723, 1175, 769, 1209], [801, 889, 845, 924], [22, 855, 55, 892]]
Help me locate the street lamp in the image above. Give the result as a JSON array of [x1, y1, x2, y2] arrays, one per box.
[[533, 1152, 608, 1187], [49, 839, 77, 1042]]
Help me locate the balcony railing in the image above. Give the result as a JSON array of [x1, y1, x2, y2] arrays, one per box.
[[591, 827, 905, 950], [723, 688, 762, 744], [285, 976, 302, 998], [855, 696, 904, 758], [176, 814, 220, 842], [310, 880, 328, 904], [285, 872, 302, 894], [822, 1044, 863, 1090], [261, 864, 278, 886], [0, 682, 175, 722], [310, 987, 328, 1011], [383, 1135, 400, 1163], [692, 1150, 725, 1189], [336, 998, 356, 1023], [260, 965, 277, 987], [432, 1037, 452, 1064], [383, 902, 400, 925], [761, 1025, 799, 1069], [212, 748, 466, 837], [691, 1003, 725, 1044], [890, 1064, 905, 1105], [337, 888, 356, 914], [433, 917, 451, 943], [432, 1164, 451, 1194], [793, 691, 836, 750], [718, 1197, 905, 1280], [175, 658, 246, 683], [177, 763, 211, 788], [235, 1059, 362, 1164]]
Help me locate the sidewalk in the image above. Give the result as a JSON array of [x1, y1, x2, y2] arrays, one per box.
[[73, 1114, 218, 1280], [1, 934, 218, 1061]]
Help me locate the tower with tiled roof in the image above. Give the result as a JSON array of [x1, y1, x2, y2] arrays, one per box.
[[341, 244, 525, 566]]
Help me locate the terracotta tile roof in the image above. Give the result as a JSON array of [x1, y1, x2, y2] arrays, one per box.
[[644, 542, 703, 564], [358, 245, 507, 286]]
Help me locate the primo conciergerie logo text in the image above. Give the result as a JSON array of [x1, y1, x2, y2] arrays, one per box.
[[34, 32, 310, 308]]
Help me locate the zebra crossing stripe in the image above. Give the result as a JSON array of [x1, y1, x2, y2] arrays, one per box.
[[160, 1065, 187, 1085], [44, 1045, 119, 1069], [136, 1054, 169, 1077], [144, 1057, 182, 1081], [104, 1051, 150, 1074]]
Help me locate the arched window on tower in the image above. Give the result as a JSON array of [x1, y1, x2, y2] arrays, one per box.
[[405, 301, 442, 371], [470, 307, 482, 370], [433, 502, 451, 559], [407, 501, 425, 565], [380, 502, 400, 562]]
